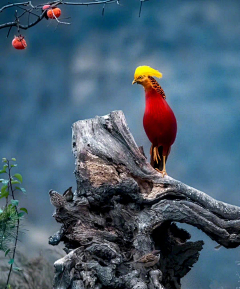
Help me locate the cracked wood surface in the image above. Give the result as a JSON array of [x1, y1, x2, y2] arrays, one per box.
[[72, 110, 240, 248], [50, 110, 240, 289]]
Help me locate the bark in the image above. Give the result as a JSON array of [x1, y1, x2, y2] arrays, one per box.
[[49, 110, 240, 289]]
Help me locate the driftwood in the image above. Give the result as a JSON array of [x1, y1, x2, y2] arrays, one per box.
[[49, 110, 240, 289]]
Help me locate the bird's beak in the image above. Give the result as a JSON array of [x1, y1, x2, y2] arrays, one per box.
[[132, 79, 137, 85]]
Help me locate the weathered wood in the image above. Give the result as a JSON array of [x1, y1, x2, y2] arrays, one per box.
[[49, 110, 240, 289]]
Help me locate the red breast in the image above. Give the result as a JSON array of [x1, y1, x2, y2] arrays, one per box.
[[143, 88, 177, 155]]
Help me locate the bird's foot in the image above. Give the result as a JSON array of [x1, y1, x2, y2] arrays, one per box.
[[155, 168, 167, 177], [152, 146, 161, 164]]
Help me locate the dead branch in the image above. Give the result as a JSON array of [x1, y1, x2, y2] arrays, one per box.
[[49, 110, 240, 289]]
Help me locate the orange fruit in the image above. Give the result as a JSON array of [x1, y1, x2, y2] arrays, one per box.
[[47, 7, 61, 19], [12, 35, 27, 50]]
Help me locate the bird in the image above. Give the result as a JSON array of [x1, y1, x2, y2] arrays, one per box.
[[63, 186, 73, 202], [132, 66, 177, 176], [128, 250, 161, 268], [49, 190, 66, 208]]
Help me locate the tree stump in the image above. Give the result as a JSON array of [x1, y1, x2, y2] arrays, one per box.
[[49, 110, 240, 289]]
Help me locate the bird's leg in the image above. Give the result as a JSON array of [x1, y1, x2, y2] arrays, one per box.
[[153, 147, 158, 164], [161, 155, 167, 177], [153, 146, 161, 164], [150, 146, 167, 177], [155, 156, 167, 177]]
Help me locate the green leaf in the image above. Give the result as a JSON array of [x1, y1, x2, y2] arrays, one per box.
[[1, 184, 8, 192], [0, 179, 8, 185], [8, 258, 14, 265], [20, 207, 28, 214], [11, 158, 16, 161], [18, 212, 25, 217], [1, 184, 7, 192], [13, 266, 22, 272], [1, 185, 8, 196], [15, 187, 26, 194], [5, 248, 10, 257], [2, 158, 7, 163], [0, 191, 9, 198], [11, 200, 19, 207], [11, 180, 20, 185], [13, 173, 22, 183], [0, 164, 8, 173], [11, 164, 17, 168], [21, 187, 26, 194]]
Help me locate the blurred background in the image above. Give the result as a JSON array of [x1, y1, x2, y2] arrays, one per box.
[[0, 0, 240, 288]]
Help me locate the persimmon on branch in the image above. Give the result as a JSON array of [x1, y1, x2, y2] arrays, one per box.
[[0, 0, 148, 32]]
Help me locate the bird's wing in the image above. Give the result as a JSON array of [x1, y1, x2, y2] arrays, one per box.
[[63, 186, 72, 196]]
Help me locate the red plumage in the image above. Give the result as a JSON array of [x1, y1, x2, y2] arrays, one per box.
[[143, 88, 177, 157]]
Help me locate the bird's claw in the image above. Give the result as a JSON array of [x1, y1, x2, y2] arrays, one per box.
[[155, 168, 167, 177], [153, 146, 161, 164]]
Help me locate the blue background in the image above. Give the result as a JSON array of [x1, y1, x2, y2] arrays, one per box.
[[0, 0, 240, 287]]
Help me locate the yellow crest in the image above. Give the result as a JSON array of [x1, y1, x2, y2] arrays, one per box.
[[134, 66, 162, 79]]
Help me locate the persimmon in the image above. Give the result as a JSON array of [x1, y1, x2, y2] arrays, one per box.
[[12, 35, 27, 50], [47, 7, 61, 19]]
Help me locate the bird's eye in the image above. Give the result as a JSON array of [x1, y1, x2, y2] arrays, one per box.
[[138, 76, 143, 79]]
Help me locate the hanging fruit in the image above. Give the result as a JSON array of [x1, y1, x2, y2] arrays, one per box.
[[12, 35, 27, 50], [47, 7, 61, 19]]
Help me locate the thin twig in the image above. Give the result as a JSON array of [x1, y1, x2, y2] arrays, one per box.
[[51, 8, 71, 24], [0, 0, 146, 32], [0, 1, 31, 13], [102, 3, 105, 16], [0, 11, 45, 30], [139, 0, 149, 17], [15, 4, 40, 18], [27, 8, 31, 26], [5, 161, 20, 289], [0, 0, 119, 31], [62, 0, 118, 6], [139, 0, 143, 17], [5, 219, 20, 288]]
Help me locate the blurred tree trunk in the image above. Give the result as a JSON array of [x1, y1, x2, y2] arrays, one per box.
[[49, 110, 240, 289]]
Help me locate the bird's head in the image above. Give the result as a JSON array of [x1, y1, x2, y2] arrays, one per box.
[[49, 190, 55, 197], [132, 66, 162, 88]]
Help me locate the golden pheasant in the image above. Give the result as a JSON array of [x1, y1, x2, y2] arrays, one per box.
[[132, 66, 177, 176]]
